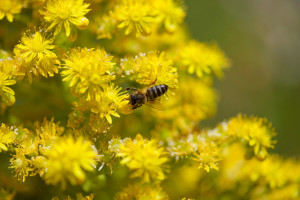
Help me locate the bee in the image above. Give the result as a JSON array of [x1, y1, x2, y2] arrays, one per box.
[[126, 84, 169, 109]]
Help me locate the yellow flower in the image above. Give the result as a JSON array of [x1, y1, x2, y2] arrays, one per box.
[[115, 0, 156, 37], [153, 78, 217, 122], [0, 72, 16, 106], [9, 149, 33, 182], [0, 0, 23, 22], [89, 84, 129, 124], [0, 58, 20, 78], [129, 51, 178, 89], [61, 47, 115, 98], [0, 123, 16, 152], [175, 40, 230, 78], [192, 142, 222, 172], [14, 31, 60, 82], [35, 118, 64, 154], [40, 0, 90, 37], [117, 134, 169, 183], [115, 183, 168, 200], [44, 136, 98, 189], [223, 114, 276, 160], [152, 0, 185, 33]]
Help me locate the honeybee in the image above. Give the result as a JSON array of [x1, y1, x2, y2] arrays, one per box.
[[126, 84, 169, 109]]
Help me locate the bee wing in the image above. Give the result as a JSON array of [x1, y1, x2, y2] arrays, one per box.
[[144, 98, 165, 111]]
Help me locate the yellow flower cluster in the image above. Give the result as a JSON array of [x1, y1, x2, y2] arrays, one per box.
[[0, 0, 299, 199], [173, 40, 230, 78], [61, 47, 115, 98], [218, 143, 300, 200], [40, 0, 90, 37], [14, 31, 60, 82], [220, 114, 276, 160], [121, 51, 178, 89], [96, 0, 185, 38], [112, 134, 169, 183], [0, 0, 23, 22], [62, 48, 129, 124], [44, 136, 98, 189]]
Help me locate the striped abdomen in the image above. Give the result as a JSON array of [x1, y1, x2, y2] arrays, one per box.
[[146, 84, 168, 101]]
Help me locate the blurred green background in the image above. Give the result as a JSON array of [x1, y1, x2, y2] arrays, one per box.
[[185, 0, 300, 156]]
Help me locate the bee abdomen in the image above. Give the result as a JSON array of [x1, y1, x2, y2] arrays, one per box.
[[146, 84, 168, 100]]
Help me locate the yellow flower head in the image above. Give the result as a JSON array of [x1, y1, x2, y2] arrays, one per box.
[[0, 0, 23, 22], [44, 136, 98, 189], [175, 40, 230, 78], [152, 0, 186, 33], [0, 72, 16, 106], [14, 31, 60, 82], [35, 118, 64, 154], [89, 84, 129, 124], [0, 123, 16, 152], [0, 58, 20, 78], [115, 0, 156, 37], [61, 47, 115, 98], [117, 134, 169, 183], [115, 183, 168, 200], [9, 149, 33, 182], [223, 114, 276, 160], [153, 78, 217, 122], [129, 51, 178, 90], [192, 142, 222, 172], [40, 0, 90, 37]]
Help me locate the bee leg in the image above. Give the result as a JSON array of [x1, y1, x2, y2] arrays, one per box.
[[150, 77, 158, 86], [126, 88, 138, 91], [132, 104, 142, 109]]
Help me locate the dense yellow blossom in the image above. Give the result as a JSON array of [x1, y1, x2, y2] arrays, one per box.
[[0, 0, 23, 22], [219, 143, 300, 199], [0, 58, 20, 78], [116, 134, 169, 183], [14, 31, 60, 82], [44, 136, 98, 189], [192, 142, 222, 172], [152, 0, 185, 33], [40, 0, 90, 37], [35, 118, 64, 154], [0, 123, 16, 152], [174, 40, 230, 78], [61, 47, 115, 98], [115, 183, 168, 200], [0, 0, 299, 199], [114, 0, 156, 37], [221, 114, 276, 160], [89, 84, 128, 124], [71, 83, 128, 125], [9, 149, 33, 182], [123, 51, 178, 89]]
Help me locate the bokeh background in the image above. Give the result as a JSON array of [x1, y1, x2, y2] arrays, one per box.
[[185, 0, 300, 156]]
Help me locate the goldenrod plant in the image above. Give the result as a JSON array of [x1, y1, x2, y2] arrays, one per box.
[[0, 0, 299, 199]]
